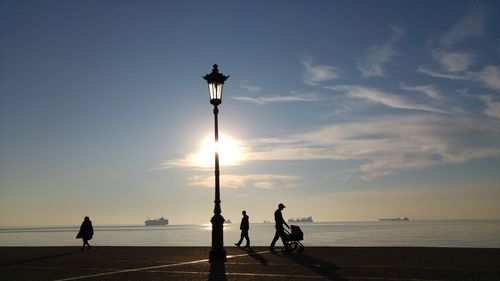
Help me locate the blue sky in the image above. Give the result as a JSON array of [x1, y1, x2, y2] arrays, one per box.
[[1, 0, 500, 226]]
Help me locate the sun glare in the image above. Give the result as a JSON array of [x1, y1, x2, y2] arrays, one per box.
[[193, 135, 245, 167]]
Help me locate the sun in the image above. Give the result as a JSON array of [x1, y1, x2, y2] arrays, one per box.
[[193, 135, 245, 167]]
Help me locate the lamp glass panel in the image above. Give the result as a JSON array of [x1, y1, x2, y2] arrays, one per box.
[[216, 83, 223, 100], [208, 82, 223, 101]]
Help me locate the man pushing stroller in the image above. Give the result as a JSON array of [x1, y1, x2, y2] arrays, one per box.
[[269, 203, 290, 252], [269, 203, 305, 253]]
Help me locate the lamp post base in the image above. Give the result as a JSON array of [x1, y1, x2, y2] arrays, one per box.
[[209, 248, 227, 262], [209, 214, 226, 261]]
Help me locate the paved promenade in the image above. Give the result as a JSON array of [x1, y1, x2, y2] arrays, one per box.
[[1, 246, 500, 280]]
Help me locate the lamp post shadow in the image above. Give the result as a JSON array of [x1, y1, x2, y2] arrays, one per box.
[[208, 260, 228, 281]]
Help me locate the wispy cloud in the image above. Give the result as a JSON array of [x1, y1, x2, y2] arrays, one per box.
[[245, 115, 500, 180], [419, 65, 500, 92], [326, 85, 447, 113], [240, 82, 262, 94], [480, 95, 500, 119], [400, 83, 442, 100], [433, 6, 482, 72], [468, 66, 500, 91], [187, 174, 299, 189], [439, 7, 484, 47], [417, 66, 466, 80], [301, 55, 340, 85], [357, 27, 403, 77], [419, 6, 491, 84], [433, 51, 475, 72], [232, 93, 319, 105]]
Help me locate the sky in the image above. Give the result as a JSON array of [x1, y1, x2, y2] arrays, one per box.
[[1, 0, 500, 227]]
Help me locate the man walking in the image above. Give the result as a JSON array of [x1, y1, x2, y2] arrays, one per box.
[[235, 210, 250, 247], [270, 203, 289, 252]]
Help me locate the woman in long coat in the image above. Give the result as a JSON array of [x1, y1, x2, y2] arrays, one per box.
[[76, 216, 94, 250]]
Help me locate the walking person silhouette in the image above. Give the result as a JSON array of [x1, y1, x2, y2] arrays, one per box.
[[76, 216, 94, 250], [270, 203, 289, 252], [235, 210, 250, 247]]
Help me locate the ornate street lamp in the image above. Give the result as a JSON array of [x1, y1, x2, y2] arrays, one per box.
[[203, 64, 229, 261]]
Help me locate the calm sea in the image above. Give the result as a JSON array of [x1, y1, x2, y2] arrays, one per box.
[[1, 220, 500, 248]]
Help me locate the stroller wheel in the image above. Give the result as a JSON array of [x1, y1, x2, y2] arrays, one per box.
[[281, 246, 292, 254]]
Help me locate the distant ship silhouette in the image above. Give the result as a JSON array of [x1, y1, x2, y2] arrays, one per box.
[[145, 217, 169, 226], [288, 216, 314, 223], [379, 217, 409, 221]]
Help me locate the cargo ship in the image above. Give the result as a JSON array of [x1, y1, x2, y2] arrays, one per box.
[[288, 216, 313, 223], [145, 217, 169, 226], [379, 217, 409, 221]]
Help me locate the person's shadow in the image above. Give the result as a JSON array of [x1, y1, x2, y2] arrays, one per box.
[[282, 252, 345, 281], [239, 247, 269, 266], [0, 249, 80, 267], [208, 260, 227, 281]]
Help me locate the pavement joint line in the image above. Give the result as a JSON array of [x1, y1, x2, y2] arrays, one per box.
[[342, 278, 446, 281], [339, 264, 500, 272], [51, 250, 270, 281], [16, 263, 495, 273], [143, 270, 447, 281], [148, 269, 331, 279]]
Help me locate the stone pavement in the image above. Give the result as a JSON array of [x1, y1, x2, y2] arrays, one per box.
[[1, 246, 500, 280]]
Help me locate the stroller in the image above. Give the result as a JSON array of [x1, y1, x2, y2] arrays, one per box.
[[282, 225, 304, 253]]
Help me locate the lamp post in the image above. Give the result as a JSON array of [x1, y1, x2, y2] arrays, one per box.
[[203, 64, 229, 261]]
